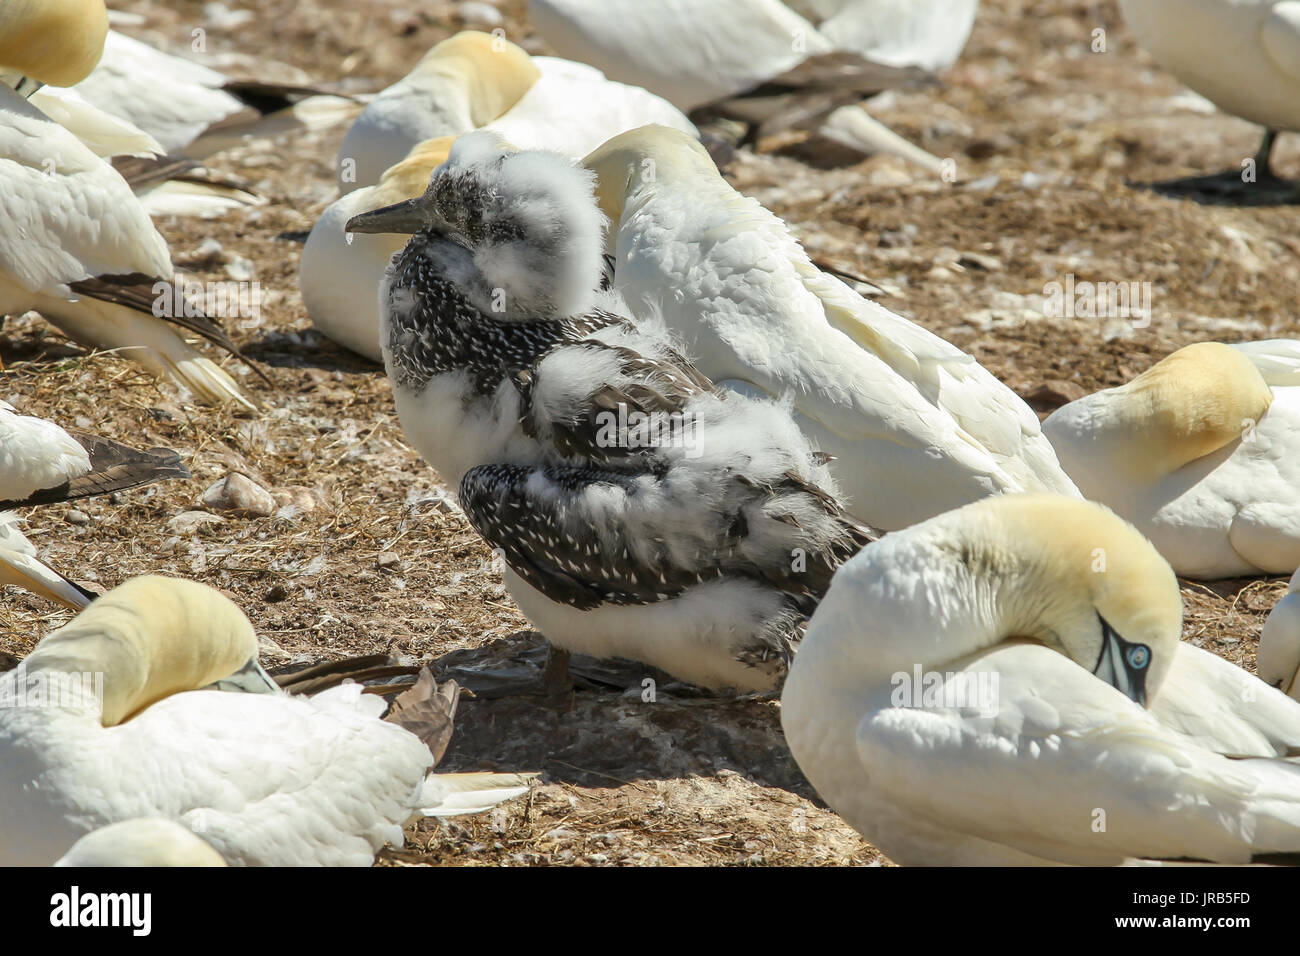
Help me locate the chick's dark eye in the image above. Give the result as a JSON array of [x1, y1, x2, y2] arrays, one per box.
[[1126, 644, 1150, 670]]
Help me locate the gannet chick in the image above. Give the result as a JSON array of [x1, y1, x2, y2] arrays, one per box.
[[0, 400, 190, 608], [1259, 567, 1300, 698], [782, 493, 1300, 865], [584, 126, 1078, 531], [1119, 0, 1300, 202], [54, 818, 227, 867], [1044, 341, 1300, 578], [348, 133, 874, 692], [334, 31, 694, 195], [0, 576, 534, 866], [0, 5, 262, 408], [303, 59, 695, 361], [70, 29, 359, 159]]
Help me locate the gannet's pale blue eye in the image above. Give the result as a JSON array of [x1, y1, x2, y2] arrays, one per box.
[[1127, 644, 1150, 670]]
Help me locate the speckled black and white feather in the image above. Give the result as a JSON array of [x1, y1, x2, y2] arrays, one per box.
[[378, 132, 875, 691]]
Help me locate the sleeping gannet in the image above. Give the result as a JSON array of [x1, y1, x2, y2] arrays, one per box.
[[530, 0, 976, 169], [0, 1, 262, 407], [334, 31, 694, 195], [347, 133, 874, 692], [584, 126, 1079, 531], [0, 576, 534, 866], [0, 400, 190, 608], [1260, 567, 1300, 699], [70, 29, 359, 159], [304, 59, 696, 361], [1118, 0, 1300, 201], [1044, 341, 1300, 578], [782, 494, 1300, 865], [54, 818, 228, 867]]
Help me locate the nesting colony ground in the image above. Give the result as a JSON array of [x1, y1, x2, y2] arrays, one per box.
[[2, 0, 1297, 865]]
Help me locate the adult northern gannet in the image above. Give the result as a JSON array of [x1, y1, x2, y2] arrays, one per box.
[[1118, 0, 1300, 200], [529, 0, 976, 169], [54, 818, 228, 867], [0, 576, 534, 866], [347, 133, 874, 692], [0, 400, 189, 608], [1260, 567, 1300, 699], [1044, 341, 1300, 578], [334, 31, 695, 195], [782, 494, 1300, 865], [0, 2, 262, 407], [0, 86, 262, 407], [70, 29, 359, 159], [584, 126, 1079, 531], [304, 57, 696, 361]]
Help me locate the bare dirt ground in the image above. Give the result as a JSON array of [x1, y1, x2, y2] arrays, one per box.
[[1, 0, 1297, 865]]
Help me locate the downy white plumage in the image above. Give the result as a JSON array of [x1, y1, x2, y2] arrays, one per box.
[[334, 30, 694, 196], [782, 493, 1300, 865], [347, 133, 873, 691], [0, 5, 261, 408], [306, 34, 695, 360], [0, 401, 189, 608], [1044, 340, 1300, 578], [1118, 0, 1300, 196], [0, 576, 534, 866], [585, 126, 1079, 531]]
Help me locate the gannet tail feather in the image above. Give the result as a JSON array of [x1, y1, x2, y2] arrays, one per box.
[[416, 772, 536, 817]]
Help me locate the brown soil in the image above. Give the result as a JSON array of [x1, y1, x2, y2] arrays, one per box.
[[1, 0, 1296, 866]]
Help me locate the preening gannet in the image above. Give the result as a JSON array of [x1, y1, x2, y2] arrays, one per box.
[[54, 818, 227, 867], [1118, 0, 1300, 200], [0, 84, 262, 408], [0, 0, 108, 90], [0, 576, 534, 866], [1260, 567, 1300, 698], [782, 493, 1300, 865], [71, 29, 359, 159], [530, 0, 976, 169], [1044, 341, 1300, 578], [0, 401, 189, 608], [348, 133, 874, 691], [304, 59, 695, 361], [584, 126, 1078, 531], [334, 31, 694, 195]]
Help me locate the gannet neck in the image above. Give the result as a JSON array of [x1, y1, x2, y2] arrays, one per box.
[[405, 31, 540, 127], [0, 0, 108, 87], [1047, 342, 1273, 483], [583, 124, 717, 224], [22, 575, 259, 725], [370, 135, 455, 208], [54, 818, 227, 867], [808, 494, 1182, 700]]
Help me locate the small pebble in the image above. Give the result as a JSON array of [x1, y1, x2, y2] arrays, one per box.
[[64, 509, 90, 526]]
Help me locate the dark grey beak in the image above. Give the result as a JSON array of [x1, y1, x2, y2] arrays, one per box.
[[345, 197, 428, 236], [204, 657, 280, 695], [1092, 614, 1151, 707]]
